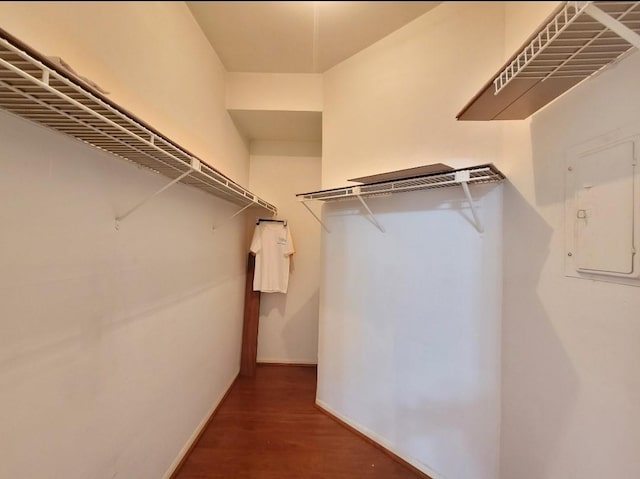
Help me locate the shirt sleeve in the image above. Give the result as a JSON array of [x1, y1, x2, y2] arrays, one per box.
[[284, 225, 295, 256], [250, 224, 261, 254]]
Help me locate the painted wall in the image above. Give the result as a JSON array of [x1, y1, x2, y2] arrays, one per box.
[[317, 186, 503, 479], [0, 2, 252, 478], [318, 3, 505, 478], [226, 73, 323, 112], [0, 1, 247, 180], [500, 3, 640, 478], [248, 141, 322, 364], [321, 2, 504, 189]]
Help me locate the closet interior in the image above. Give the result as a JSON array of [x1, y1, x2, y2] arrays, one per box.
[[1, 2, 639, 479]]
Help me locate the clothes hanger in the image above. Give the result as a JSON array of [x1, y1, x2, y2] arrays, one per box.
[[256, 218, 287, 226]]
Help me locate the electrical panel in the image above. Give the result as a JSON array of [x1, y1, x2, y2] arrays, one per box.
[[565, 127, 639, 286]]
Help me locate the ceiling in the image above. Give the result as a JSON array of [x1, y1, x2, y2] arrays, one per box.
[[187, 1, 441, 73]]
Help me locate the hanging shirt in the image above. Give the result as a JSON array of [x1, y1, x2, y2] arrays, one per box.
[[250, 223, 294, 293]]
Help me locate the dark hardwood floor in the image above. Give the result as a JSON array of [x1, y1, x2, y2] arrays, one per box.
[[173, 365, 424, 478]]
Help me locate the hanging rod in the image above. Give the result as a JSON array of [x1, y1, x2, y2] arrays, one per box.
[[257, 218, 287, 226]]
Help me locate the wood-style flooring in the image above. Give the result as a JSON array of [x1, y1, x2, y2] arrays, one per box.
[[173, 365, 425, 479]]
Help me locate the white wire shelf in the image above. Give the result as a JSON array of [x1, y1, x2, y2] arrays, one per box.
[[0, 28, 277, 216], [296, 164, 505, 202], [458, 1, 640, 121], [296, 164, 505, 234]]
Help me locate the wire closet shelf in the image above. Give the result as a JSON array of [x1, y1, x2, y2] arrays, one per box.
[[495, 1, 640, 93], [296, 164, 505, 234], [296, 164, 505, 202], [457, 1, 640, 120], [0, 28, 277, 216]]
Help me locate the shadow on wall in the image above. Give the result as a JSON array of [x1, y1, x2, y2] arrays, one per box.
[[0, 106, 250, 380], [528, 52, 640, 208], [529, 112, 573, 208], [259, 289, 320, 363], [282, 290, 319, 361], [322, 182, 498, 232], [395, 390, 498, 479], [319, 183, 503, 479], [0, 276, 229, 385], [501, 177, 579, 478]]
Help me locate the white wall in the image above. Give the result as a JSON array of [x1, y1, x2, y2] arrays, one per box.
[[317, 186, 503, 479], [0, 1, 247, 180], [500, 3, 640, 478], [248, 141, 322, 364], [322, 2, 504, 189], [0, 3, 251, 478], [226, 73, 323, 112], [318, 3, 505, 478]]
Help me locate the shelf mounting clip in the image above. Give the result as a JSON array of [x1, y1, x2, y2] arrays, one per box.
[[456, 170, 484, 234]]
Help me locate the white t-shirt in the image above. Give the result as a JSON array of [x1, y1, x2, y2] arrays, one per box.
[[250, 223, 294, 293]]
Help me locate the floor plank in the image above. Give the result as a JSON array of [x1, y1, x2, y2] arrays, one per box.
[[174, 365, 424, 479]]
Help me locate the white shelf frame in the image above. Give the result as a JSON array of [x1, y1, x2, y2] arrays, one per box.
[[0, 28, 277, 228], [583, 2, 640, 48], [494, 1, 640, 95], [296, 164, 505, 234], [115, 169, 192, 230]]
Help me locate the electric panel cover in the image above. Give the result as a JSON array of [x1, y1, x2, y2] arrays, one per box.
[[565, 129, 639, 285]]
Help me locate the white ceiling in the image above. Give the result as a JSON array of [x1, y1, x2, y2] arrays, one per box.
[[187, 1, 441, 73]]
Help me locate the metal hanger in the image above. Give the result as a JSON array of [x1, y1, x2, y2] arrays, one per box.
[[257, 218, 287, 226]]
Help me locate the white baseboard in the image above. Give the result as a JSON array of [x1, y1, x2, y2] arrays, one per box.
[[315, 399, 444, 479], [162, 372, 239, 479], [257, 358, 317, 365]]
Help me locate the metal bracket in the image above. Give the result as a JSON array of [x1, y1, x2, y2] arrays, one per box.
[[212, 202, 254, 231], [355, 189, 385, 233], [115, 169, 192, 230], [582, 3, 640, 49], [456, 171, 483, 233], [300, 201, 331, 233]]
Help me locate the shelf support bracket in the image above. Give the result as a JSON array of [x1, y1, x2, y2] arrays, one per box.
[[300, 201, 331, 233], [115, 170, 192, 229], [456, 171, 484, 234], [212, 202, 254, 231], [582, 3, 640, 50], [355, 191, 385, 233]]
